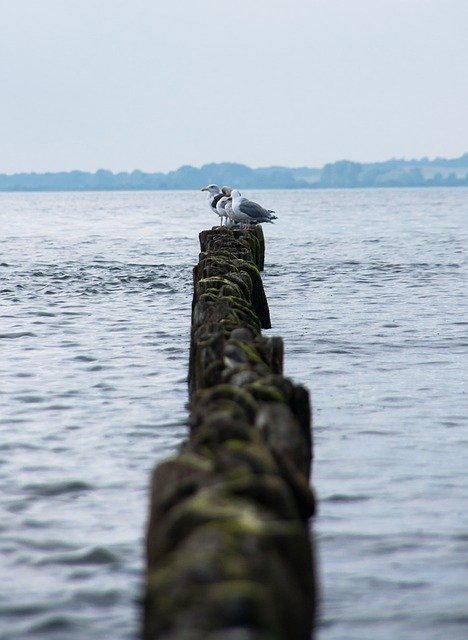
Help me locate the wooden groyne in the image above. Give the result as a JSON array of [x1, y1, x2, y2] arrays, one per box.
[[143, 226, 316, 639]]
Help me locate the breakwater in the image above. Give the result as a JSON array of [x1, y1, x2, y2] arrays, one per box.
[[143, 226, 316, 640]]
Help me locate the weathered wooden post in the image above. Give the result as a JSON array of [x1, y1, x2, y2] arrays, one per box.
[[143, 226, 317, 639]]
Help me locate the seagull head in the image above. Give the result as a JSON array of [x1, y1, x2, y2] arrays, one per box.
[[230, 189, 242, 199], [201, 184, 221, 194], [221, 185, 232, 195]]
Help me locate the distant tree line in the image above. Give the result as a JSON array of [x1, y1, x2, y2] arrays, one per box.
[[1, 155, 467, 191], [318, 157, 468, 188]]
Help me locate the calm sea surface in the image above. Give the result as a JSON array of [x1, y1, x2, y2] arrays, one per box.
[[0, 189, 467, 640]]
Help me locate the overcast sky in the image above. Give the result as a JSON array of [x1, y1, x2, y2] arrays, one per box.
[[1, 0, 467, 173]]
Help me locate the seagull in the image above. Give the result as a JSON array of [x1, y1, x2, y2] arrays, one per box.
[[216, 195, 231, 224], [201, 184, 232, 225], [216, 194, 239, 227], [230, 190, 277, 226]]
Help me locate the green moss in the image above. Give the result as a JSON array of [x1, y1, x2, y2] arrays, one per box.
[[233, 341, 264, 364], [204, 579, 273, 625], [194, 384, 257, 411], [197, 277, 240, 296], [219, 296, 261, 330], [193, 399, 254, 426], [244, 382, 286, 403], [219, 283, 243, 298], [221, 440, 277, 474], [174, 452, 215, 473], [225, 271, 253, 300], [221, 514, 307, 541], [172, 487, 260, 532], [219, 316, 242, 333], [191, 419, 258, 448], [198, 292, 219, 304], [234, 260, 261, 283]]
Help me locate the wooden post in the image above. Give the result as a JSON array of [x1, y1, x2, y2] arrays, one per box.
[[143, 227, 317, 640]]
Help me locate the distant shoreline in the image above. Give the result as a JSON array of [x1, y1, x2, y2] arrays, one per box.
[[1, 155, 467, 191], [1, 185, 468, 193]]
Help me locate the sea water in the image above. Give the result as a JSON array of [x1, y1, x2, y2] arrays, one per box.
[[0, 188, 467, 639]]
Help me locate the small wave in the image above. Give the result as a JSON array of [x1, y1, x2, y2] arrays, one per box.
[[357, 429, 395, 436], [378, 395, 413, 404], [319, 348, 355, 354], [92, 382, 116, 391], [31, 615, 78, 635], [429, 614, 468, 626], [86, 364, 106, 371], [14, 394, 44, 404], [37, 546, 120, 567], [41, 403, 72, 411], [0, 331, 36, 339], [396, 580, 428, 590], [0, 440, 39, 450], [22, 518, 51, 529], [0, 603, 48, 618], [29, 310, 56, 317], [323, 494, 371, 503], [454, 532, 468, 542], [72, 354, 97, 362], [74, 588, 121, 606], [314, 368, 347, 376], [369, 541, 422, 556], [23, 480, 92, 497], [27, 536, 78, 554]]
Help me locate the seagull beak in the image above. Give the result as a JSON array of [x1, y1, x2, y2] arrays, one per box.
[[201, 187, 208, 192]]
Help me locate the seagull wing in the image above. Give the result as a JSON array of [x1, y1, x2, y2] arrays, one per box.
[[238, 198, 276, 221], [238, 199, 268, 219]]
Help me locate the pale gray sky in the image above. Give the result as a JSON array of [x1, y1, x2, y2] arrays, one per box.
[[1, 0, 467, 173]]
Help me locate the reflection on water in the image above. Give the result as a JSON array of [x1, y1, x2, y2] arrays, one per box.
[[0, 188, 467, 639]]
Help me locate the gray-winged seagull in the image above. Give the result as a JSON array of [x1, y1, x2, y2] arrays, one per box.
[[230, 190, 277, 226]]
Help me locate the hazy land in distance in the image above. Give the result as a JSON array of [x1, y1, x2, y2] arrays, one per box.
[[1, 154, 468, 192]]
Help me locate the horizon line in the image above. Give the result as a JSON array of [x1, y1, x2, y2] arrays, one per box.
[[1, 152, 468, 177]]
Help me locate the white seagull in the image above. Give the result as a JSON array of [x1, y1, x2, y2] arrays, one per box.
[[201, 184, 232, 225], [230, 190, 277, 226], [216, 194, 239, 227]]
